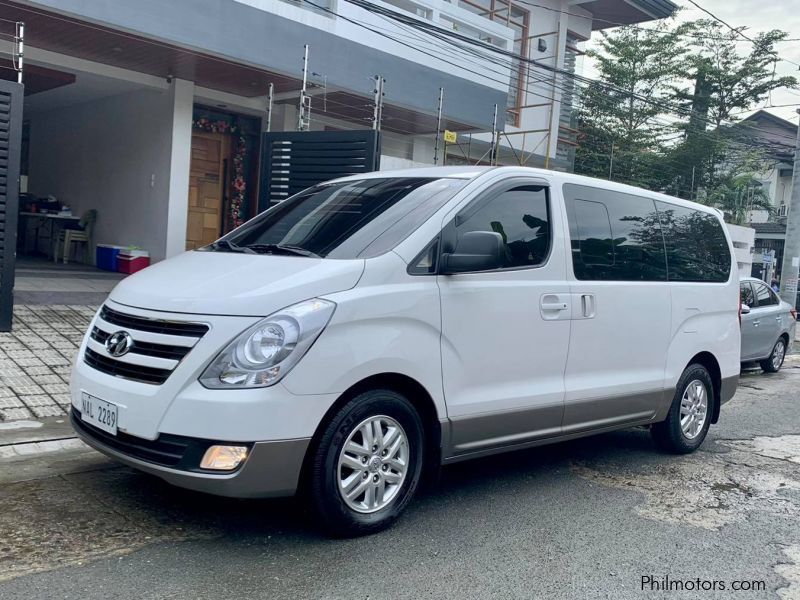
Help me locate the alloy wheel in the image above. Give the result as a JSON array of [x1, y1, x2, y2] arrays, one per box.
[[680, 379, 708, 440], [772, 340, 786, 371], [337, 415, 409, 513]]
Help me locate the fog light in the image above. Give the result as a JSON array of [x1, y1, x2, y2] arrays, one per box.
[[200, 445, 249, 471]]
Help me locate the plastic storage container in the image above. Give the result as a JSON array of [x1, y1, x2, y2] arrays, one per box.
[[96, 244, 124, 271], [117, 251, 150, 275]]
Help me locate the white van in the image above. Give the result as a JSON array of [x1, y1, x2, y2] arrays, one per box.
[[71, 167, 740, 536]]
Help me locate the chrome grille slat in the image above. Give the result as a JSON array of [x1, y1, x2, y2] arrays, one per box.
[[84, 348, 172, 384], [100, 306, 209, 337], [83, 305, 209, 385]]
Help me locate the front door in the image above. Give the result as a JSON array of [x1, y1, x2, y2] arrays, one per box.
[[186, 132, 231, 250], [438, 180, 572, 456]]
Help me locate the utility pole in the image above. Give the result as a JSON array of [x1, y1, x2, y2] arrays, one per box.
[[433, 87, 443, 165], [778, 108, 800, 306], [608, 140, 614, 180], [297, 45, 311, 131]]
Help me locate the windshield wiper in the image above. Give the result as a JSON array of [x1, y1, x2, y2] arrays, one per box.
[[243, 244, 321, 258], [208, 240, 255, 253]]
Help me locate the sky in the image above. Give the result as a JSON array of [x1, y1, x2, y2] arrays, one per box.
[[585, 0, 800, 125]]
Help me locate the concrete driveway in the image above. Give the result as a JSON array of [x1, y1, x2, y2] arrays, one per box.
[[1, 360, 799, 599]]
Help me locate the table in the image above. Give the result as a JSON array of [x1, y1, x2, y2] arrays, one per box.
[[19, 212, 81, 257]]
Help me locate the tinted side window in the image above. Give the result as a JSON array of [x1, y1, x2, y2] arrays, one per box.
[[564, 184, 667, 281], [740, 282, 756, 308], [655, 202, 731, 282], [457, 186, 550, 269], [754, 282, 779, 307]]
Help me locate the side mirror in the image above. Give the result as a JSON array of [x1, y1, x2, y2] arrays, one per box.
[[441, 231, 504, 274], [740, 303, 751, 315]]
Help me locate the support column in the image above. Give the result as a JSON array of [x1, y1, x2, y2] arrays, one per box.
[[164, 78, 194, 258]]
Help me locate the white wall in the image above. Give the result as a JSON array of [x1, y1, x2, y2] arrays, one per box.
[[726, 223, 755, 279], [28, 88, 176, 261], [235, 0, 513, 92]]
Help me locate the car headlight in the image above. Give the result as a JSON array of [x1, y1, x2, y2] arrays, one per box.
[[199, 298, 336, 389]]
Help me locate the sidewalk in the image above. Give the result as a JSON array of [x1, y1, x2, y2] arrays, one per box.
[[0, 305, 96, 421]]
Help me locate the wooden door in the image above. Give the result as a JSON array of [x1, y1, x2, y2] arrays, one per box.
[[187, 132, 230, 250]]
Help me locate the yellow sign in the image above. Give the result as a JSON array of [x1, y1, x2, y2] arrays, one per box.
[[443, 130, 457, 144]]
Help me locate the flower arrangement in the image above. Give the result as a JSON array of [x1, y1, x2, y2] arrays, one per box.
[[192, 118, 248, 228], [192, 118, 237, 134], [230, 135, 247, 228]]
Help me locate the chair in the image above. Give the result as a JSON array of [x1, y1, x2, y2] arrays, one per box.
[[53, 209, 96, 264]]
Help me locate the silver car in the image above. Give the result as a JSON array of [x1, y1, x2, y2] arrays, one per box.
[[740, 277, 797, 372]]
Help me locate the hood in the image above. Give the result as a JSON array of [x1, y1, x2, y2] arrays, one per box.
[[109, 251, 365, 316]]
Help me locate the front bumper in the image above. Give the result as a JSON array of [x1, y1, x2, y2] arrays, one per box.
[[71, 409, 310, 498]]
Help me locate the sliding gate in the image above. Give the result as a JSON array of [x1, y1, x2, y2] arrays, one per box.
[[259, 130, 381, 211], [0, 79, 23, 332]]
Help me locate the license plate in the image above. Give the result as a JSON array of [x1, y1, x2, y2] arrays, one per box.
[[80, 392, 118, 435]]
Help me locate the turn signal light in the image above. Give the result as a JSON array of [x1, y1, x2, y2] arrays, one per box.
[[200, 445, 249, 471]]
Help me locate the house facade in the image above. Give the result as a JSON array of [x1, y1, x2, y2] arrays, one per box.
[[735, 110, 797, 280], [2, 0, 674, 263]]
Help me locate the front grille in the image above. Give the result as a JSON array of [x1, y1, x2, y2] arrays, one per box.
[[72, 409, 190, 467], [100, 306, 209, 337], [91, 327, 191, 361], [84, 347, 172, 384], [83, 305, 209, 385]]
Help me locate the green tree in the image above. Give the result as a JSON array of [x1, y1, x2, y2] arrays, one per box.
[[575, 22, 692, 187], [665, 21, 797, 198], [704, 170, 774, 225]]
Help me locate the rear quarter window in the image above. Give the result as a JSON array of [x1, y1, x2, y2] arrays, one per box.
[[655, 201, 731, 283]]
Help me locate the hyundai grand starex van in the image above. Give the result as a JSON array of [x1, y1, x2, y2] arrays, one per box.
[[71, 167, 740, 536]]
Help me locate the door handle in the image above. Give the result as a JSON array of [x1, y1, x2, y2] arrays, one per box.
[[753, 320, 760, 326], [541, 302, 568, 311], [581, 294, 596, 318]]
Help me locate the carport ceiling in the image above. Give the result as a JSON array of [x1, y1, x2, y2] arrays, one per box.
[[0, 61, 75, 94], [0, 0, 301, 97]]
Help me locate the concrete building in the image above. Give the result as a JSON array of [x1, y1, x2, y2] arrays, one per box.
[[1, 0, 674, 263], [726, 223, 755, 279], [732, 110, 797, 280], [742, 111, 796, 225]]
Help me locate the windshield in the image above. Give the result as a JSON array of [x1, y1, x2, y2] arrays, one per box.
[[207, 177, 467, 259]]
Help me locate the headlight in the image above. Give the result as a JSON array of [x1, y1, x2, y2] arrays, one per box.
[[199, 298, 336, 388]]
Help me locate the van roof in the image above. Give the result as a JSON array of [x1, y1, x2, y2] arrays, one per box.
[[330, 166, 723, 216], [331, 166, 494, 182]]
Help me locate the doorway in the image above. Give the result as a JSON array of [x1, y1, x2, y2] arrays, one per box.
[[186, 131, 231, 250]]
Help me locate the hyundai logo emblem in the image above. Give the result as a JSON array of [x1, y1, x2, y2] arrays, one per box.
[[105, 331, 134, 357]]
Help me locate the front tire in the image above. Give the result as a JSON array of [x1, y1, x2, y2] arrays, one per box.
[[760, 338, 786, 373], [309, 389, 424, 537], [651, 364, 714, 454]]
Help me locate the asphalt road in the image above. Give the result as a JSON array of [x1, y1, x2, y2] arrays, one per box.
[[2, 362, 800, 599]]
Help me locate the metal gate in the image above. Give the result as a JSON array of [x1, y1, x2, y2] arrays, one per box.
[[0, 80, 23, 332], [259, 130, 380, 211]]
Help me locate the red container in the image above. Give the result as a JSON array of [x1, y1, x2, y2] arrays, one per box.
[[117, 254, 150, 275]]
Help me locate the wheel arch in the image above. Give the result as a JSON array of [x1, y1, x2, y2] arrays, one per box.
[[687, 351, 722, 424], [298, 373, 443, 493]]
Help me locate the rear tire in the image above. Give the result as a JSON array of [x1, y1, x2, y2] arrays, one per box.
[[760, 338, 786, 373], [651, 364, 714, 454], [309, 389, 424, 537]]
